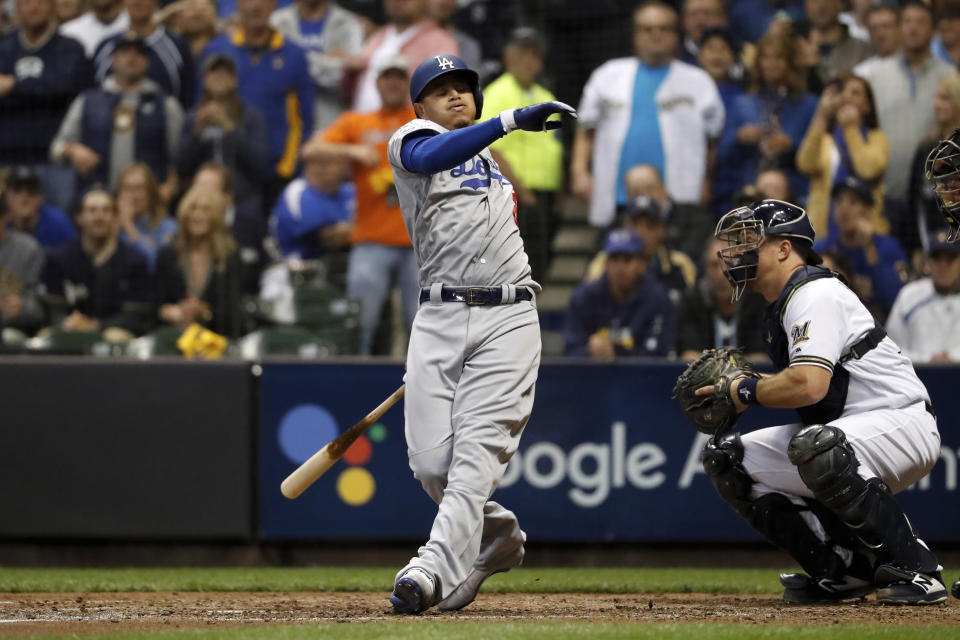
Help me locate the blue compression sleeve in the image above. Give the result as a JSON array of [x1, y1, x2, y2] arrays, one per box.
[[400, 117, 507, 174]]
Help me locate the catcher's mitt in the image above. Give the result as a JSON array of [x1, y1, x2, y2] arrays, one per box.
[[672, 347, 760, 437]]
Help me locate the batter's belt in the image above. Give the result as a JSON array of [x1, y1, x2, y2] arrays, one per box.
[[419, 285, 534, 306]]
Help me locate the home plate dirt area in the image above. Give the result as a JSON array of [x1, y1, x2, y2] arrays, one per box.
[[1, 592, 959, 637]]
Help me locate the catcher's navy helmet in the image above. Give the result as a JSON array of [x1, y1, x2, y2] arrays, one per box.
[[924, 128, 960, 241], [714, 199, 819, 300], [409, 54, 483, 114]]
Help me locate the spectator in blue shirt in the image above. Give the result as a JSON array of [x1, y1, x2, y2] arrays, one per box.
[[3, 166, 75, 249], [0, 0, 93, 213], [714, 33, 817, 216], [697, 28, 744, 113], [115, 163, 177, 271], [199, 0, 314, 212], [565, 229, 676, 359], [269, 148, 353, 261], [814, 176, 908, 320], [728, 0, 805, 44]]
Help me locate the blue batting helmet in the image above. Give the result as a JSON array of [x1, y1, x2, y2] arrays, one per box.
[[714, 199, 820, 300], [409, 54, 483, 114]]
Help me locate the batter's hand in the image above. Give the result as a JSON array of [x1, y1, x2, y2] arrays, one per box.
[[501, 101, 577, 133]]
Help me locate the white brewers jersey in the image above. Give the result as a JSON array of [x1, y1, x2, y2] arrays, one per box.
[[387, 118, 540, 292], [886, 278, 960, 363], [782, 277, 929, 415], [576, 57, 725, 225]]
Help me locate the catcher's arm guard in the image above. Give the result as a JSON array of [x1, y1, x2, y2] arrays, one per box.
[[671, 347, 760, 437]]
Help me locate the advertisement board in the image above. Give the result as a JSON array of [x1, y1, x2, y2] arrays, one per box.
[[260, 361, 959, 542]]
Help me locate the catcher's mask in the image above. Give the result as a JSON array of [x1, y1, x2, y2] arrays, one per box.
[[714, 199, 818, 301], [924, 128, 960, 242]]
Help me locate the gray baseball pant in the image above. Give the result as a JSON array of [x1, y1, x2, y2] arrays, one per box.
[[400, 288, 540, 599]]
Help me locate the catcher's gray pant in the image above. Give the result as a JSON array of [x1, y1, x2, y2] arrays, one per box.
[[401, 289, 540, 600], [742, 403, 940, 537]]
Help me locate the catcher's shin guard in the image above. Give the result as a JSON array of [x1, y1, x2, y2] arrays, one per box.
[[787, 425, 941, 576], [701, 434, 850, 580]]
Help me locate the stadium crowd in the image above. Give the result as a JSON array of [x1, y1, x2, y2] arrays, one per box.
[[1, 0, 959, 361]]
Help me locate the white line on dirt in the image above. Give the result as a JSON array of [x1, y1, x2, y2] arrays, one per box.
[[0, 619, 46, 623]]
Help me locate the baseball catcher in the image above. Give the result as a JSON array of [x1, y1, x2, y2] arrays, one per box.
[[672, 199, 946, 606]]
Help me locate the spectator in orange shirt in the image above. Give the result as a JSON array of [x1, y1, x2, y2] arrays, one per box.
[[302, 55, 417, 355]]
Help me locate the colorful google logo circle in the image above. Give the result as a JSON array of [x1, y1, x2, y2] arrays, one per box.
[[278, 404, 387, 506]]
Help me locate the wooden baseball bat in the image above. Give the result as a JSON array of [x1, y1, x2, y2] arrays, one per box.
[[280, 384, 405, 499]]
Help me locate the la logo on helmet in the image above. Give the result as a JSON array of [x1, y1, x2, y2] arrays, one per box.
[[436, 56, 455, 70]]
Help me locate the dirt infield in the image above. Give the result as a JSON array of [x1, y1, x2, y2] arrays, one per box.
[[1, 592, 958, 637]]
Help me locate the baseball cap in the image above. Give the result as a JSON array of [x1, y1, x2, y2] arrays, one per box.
[[203, 53, 237, 76], [831, 176, 874, 206], [5, 166, 42, 193], [624, 195, 668, 223], [113, 31, 150, 56], [604, 229, 644, 257], [928, 230, 960, 256], [507, 27, 545, 51], [377, 54, 410, 77]]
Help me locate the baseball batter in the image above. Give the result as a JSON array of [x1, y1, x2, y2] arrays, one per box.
[[696, 200, 946, 605], [924, 130, 960, 600], [384, 54, 575, 614]]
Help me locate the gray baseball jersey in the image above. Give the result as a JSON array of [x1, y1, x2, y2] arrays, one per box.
[[387, 118, 541, 292], [387, 116, 540, 605]]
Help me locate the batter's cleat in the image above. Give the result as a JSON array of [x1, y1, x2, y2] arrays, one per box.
[[952, 577, 960, 600], [437, 536, 526, 612], [390, 567, 437, 615], [874, 565, 947, 605], [779, 572, 874, 604]]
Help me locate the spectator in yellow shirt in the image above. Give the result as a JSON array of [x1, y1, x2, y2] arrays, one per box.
[[479, 27, 564, 284]]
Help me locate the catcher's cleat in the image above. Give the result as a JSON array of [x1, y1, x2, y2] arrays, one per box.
[[390, 567, 437, 614], [952, 577, 960, 600], [875, 565, 947, 605], [780, 572, 874, 604]]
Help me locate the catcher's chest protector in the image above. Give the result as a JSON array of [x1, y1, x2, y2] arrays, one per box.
[[763, 266, 848, 426]]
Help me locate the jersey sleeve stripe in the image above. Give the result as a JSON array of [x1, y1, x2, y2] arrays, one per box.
[[276, 91, 302, 178], [903, 292, 938, 324], [789, 355, 835, 371]]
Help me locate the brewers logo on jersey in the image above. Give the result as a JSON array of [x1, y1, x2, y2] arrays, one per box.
[[790, 321, 811, 344]]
